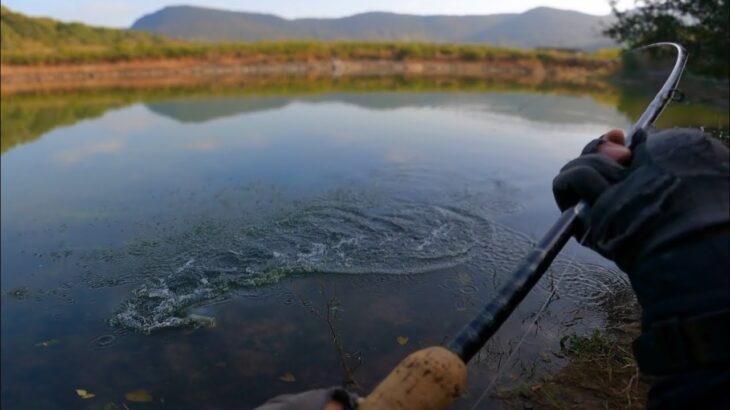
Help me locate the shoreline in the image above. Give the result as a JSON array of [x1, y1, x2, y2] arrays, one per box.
[[498, 293, 650, 409], [1, 57, 616, 94]]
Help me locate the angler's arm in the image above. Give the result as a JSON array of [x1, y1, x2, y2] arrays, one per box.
[[553, 127, 730, 409]]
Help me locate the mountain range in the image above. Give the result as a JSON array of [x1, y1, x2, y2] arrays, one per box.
[[131, 5, 616, 50]]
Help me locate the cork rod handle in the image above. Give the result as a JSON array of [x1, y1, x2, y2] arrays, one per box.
[[358, 346, 467, 410]]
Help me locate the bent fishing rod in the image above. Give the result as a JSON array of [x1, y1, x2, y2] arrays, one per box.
[[359, 42, 688, 410]]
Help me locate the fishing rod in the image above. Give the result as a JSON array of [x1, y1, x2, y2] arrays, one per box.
[[359, 42, 688, 410]]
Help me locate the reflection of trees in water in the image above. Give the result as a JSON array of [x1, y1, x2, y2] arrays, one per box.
[[2, 77, 727, 154], [0, 94, 131, 153], [613, 72, 729, 135]]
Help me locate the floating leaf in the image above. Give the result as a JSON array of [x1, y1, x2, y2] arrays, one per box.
[[279, 372, 296, 382], [75, 389, 95, 399], [35, 339, 61, 348], [397, 336, 409, 346], [125, 389, 153, 402]]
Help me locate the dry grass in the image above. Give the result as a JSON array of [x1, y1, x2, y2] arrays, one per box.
[[1, 40, 618, 67], [497, 302, 650, 409]]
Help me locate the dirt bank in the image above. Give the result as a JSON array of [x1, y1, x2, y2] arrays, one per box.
[[0, 56, 616, 94], [497, 294, 650, 409]]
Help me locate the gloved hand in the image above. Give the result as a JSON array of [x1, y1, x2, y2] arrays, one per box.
[[553, 127, 729, 380], [255, 386, 359, 410], [553, 127, 729, 273]]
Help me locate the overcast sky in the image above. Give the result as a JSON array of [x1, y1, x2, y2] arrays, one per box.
[[3, 0, 634, 28]]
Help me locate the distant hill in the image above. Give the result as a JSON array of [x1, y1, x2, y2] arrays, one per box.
[[1, 5, 169, 53], [131, 6, 616, 50]]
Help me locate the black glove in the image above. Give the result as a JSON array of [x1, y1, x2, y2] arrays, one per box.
[[553, 128, 729, 380], [553, 128, 729, 273]]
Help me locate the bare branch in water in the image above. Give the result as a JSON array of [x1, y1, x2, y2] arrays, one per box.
[[292, 282, 362, 389]]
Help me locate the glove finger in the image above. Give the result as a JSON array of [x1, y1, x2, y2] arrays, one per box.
[[581, 137, 604, 155], [582, 129, 628, 155], [553, 165, 613, 211], [559, 154, 628, 184]]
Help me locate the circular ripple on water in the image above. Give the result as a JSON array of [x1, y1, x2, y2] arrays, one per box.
[[107, 200, 502, 333], [91, 334, 116, 348], [284, 203, 496, 275], [98, 165, 527, 333], [542, 260, 630, 305]]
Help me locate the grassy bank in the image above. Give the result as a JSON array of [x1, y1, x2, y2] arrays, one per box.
[[499, 330, 648, 409], [497, 295, 650, 409], [1, 39, 619, 67]]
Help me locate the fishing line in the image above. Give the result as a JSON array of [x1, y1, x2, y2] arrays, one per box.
[[469, 248, 579, 409]]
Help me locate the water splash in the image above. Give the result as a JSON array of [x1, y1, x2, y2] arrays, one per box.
[[97, 164, 625, 334], [109, 198, 499, 333]]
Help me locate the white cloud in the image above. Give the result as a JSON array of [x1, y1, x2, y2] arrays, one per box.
[[54, 139, 124, 165]]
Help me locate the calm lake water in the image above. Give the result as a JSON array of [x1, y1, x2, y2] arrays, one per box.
[[1, 79, 727, 409]]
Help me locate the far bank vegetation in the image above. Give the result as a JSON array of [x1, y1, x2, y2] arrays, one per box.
[[1, 6, 618, 68]]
